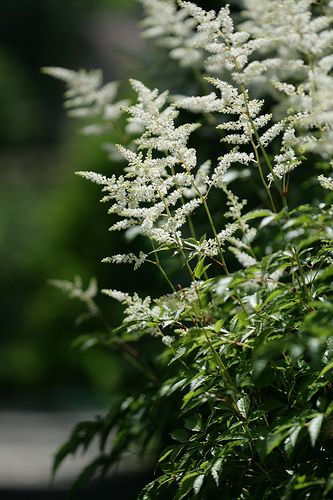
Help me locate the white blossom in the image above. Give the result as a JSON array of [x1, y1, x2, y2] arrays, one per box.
[[139, 0, 203, 67], [50, 276, 98, 316], [174, 93, 221, 113], [212, 151, 254, 188], [161, 335, 175, 347], [76, 170, 110, 186], [223, 185, 247, 222], [187, 223, 238, 258], [102, 251, 147, 270], [260, 121, 285, 147], [102, 289, 154, 330], [42, 67, 127, 135], [230, 248, 257, 268], [318, 174, 333, 191], [269, 128, 302, 182]]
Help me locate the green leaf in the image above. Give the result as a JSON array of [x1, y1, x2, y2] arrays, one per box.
[[193, 474, 205, 495], [256, 431, 288, 459], [293, 479, 325, 490], [71, 334, 99, 351], [214, 319, 224, 332], [158, 448, 174, 464], [264, 288, 287, 305], [297, 234, 322, 251], [259, 215, 276, 229], [243, 209, 274, 221], [236, 396, 250, 419], [182, 387, 205, 409], [194, 256, 205, 279], [284, 425, 301, 456], [176, 472, 202, 500], [319, 360, 333, 378], [71, 455, 110, 492], [184, 414, 203, 432], [171, 429, 190, 443], [52, 419, 102, 476], [308, 414, 323, 447], [194, 256, 210, 279], [211, 459, 223, 486], [168, 347, 186, 365]]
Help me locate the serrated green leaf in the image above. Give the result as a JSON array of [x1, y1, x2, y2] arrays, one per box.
[[168, 347, 186, 365], [211, 459, 223, 486], [193, 474, 205, 495], [182, 387, 205, 409], [214, 319, 224, 332], [176, 472, 201, 500], [297, 235, 321, 251], [236, 396, 250, 419], [284, 425, 301, 456], [308, 414, 323, 447]]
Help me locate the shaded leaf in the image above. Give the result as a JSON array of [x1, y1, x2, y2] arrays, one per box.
[[171, 429, 190, 443], [308, 414, 324, 447]]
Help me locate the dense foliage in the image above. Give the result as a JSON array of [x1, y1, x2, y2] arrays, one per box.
[[49, 0, 333, 498]]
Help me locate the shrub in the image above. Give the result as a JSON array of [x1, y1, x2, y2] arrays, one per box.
[[47, 1, 333, 498]]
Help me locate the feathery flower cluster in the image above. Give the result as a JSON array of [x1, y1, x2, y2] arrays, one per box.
[[269, 128, 302, 182], [78, 81, 203, 245], [230, 248, 257, 269], [187, 223, 238, 259], [102, 251, 147, 270], [78, 77, 254, 267], [241, 0, 333, 157], [319, 174, 333, 191], [102, 288, 154, 330], [143, 0, 333, 175], [178, 1, 269, 78], [140, 0, 268, 77], [139, 0, 203, 67], [242, 0, 333, 59], [42, 66, 128, 136], [50, 276, 98, 317]]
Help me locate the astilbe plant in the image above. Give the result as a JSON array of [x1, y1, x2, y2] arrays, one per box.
[[45, 1, 333, 498]]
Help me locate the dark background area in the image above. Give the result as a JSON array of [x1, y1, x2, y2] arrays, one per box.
[[0, 0, 143, 409]]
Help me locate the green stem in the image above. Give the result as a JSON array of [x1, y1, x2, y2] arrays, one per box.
[[157, 187, 195, 283], [182, 164, 248, 314], [292, 246, 312, 305], [249, 134, 277, 213], [150, 240, 176, 292]]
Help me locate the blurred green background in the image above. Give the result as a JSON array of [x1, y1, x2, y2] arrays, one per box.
[[0, 0, 145, 409]]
